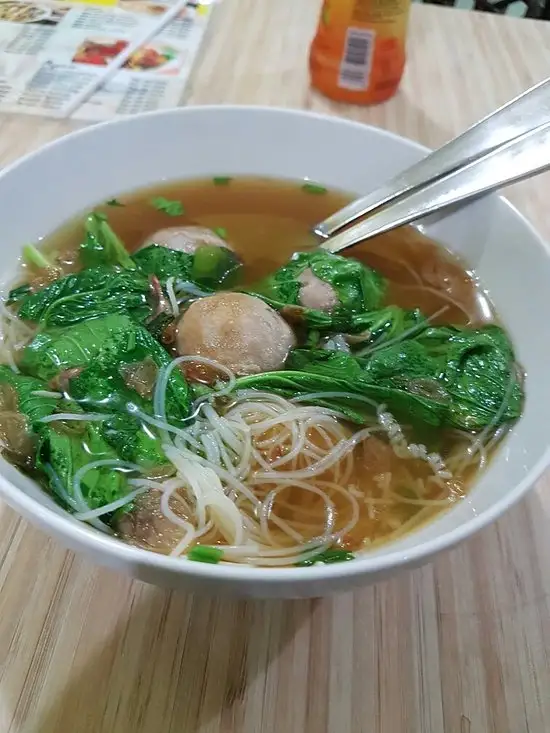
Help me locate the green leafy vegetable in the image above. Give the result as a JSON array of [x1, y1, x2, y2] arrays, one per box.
[[133, 243, 241, 289], [213, 227, 227, 240], [101, 413, 167, 467], [12, 245, 240, 330], [301, 182, 327, 195], [80, 212, 136, 270], [67, 322, 191, 426], [0, 366, 58, 426], [285, 323, 522, 430], [13, 214, 241, 328], [19, 316, 190, 484], [14, 266, 151, 327], [296, 548, 355, 566], [36, 421, 128, 511], [64, 323, 191, 468], [246, 250, 386, 333], [0, 366, 129, 511], [187, 545, 224, 563], [212, 176, 232, 185], [23, 244, 51, 270], [287, 346, 447, 426], [132, 244, 193, 281], [420, 324, 523, 431], [233, 321, 523, 431], [150, 197, 184, 216], [347, 306, 423, 350], [234, 367, 445, 427], [20, 313, 137, 381]]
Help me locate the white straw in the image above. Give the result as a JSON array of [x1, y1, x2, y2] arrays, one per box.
[[59, 0, 190, 119]]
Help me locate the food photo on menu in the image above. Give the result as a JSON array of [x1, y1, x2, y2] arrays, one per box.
[[0, 0, 71, 25]]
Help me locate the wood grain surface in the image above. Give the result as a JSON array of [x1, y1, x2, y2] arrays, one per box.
[[1, 2, 550, 731]]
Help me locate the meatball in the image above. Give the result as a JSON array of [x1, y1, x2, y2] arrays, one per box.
[[140, 226, 234, 254], [298, 268, 339, 312], [176, 292, 296, 375]]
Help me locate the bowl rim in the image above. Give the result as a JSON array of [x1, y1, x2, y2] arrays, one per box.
[[0, 103, 548, 584]]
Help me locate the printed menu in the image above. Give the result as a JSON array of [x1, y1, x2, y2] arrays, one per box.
[[0, 0, 215, 120]]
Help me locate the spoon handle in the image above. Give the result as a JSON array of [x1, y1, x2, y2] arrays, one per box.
[[314, 76, 550, 240], [320, 119, 550, 254]]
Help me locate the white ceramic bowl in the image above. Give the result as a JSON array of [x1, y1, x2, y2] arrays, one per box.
[[0, 106, 548, 598]]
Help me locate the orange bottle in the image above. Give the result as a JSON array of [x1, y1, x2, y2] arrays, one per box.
[[309, 0, 411, 105]]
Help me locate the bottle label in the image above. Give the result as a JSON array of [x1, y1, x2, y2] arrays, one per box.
[[338, 26, 375, 90]]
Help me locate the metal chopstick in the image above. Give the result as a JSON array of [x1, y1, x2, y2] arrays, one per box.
[[320, 117, 550, 254], [313, 76, 550, 240]]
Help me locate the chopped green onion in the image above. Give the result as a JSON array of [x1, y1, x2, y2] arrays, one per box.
[[213, 176, 232, 185], [106, 198, 124, 207], [213, 227, 227, 240], [302, 182, 327, 195], [188, 545, 224, 564], [23, 244, 51, 270], [296, 548, 355, 567], [150, 197, 185, 216]]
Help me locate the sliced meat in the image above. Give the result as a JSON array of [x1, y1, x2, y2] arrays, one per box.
[[117, 491, 188, 552], [120, 357, 158, 399]]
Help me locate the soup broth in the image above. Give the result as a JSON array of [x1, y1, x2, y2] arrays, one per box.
[[0, 177, 522, 567], [45, 177, 493, 323]]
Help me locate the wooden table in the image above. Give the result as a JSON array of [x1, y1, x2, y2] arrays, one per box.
[[1, 2, 550, 731]]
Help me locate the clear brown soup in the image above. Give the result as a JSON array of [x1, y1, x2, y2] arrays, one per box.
[[44, 176, 493, 328], [31, 177, 499, 554]]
